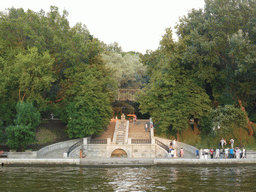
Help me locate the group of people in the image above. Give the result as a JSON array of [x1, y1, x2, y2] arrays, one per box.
[[220, 138, 235, 149], [205, 147, 245, 159], [168, 140, 184, 158], [195, 137, 246, 159]]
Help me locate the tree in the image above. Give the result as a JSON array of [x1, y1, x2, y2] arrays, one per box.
[[176, 0, 256, 135], [0, 7, 109, 119], [65, 66, 113, 138], [5, 101, 41, 151], [139, 65, 211, 139], [0, 47, 55, 123], [139, 29, 211, 139], [0, 119, 4, 143], [101, 52, 147, 89], [210, 105, 247, 138]]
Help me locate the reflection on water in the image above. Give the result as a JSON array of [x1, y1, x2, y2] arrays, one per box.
[[1, 165, 256, 191]]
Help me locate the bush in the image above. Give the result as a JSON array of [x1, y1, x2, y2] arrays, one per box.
[[6, 124, 35, 151], [0, 120, 6, 143], [6, 101, 41, 151]]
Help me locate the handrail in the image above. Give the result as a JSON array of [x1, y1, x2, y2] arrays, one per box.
[[155, 139, 169, 153], [67, 139, 83, 157], [131, 139, 151, 144], [88, 139, 107, 144]]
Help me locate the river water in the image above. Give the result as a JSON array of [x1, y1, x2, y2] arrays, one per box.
[[1, 165, 256, 191]]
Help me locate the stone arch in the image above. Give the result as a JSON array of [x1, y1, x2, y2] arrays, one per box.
[[111, 148, 128, 157]]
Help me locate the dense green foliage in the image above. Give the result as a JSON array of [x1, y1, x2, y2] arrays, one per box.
[[139, 29, 211, 135], [0, 119, 4, 143], [0, 7, 116, 140], [1, 1, 256, 149], [139, 0, 256, 141], [6, 101, 41, 151], [210, 105, 247, 133], [65, 66, 113, 138], [102, 51, 147, 89]]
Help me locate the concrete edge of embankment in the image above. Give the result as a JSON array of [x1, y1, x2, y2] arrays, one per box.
[[0, 159, 80, 166], [154, 158, 256, 166], [1, 158, 256, 166]]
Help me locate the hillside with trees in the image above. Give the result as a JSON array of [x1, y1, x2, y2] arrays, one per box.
[[0, 0, 256, 151], [0, 6, 117, 150], [139, 0, 256, 148]]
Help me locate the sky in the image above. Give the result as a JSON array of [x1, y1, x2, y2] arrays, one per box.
[[2, 0, 205, 54]]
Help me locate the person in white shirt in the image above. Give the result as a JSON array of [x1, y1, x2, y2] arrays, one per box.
[[230, 139, 234, 149], [220, 138, 225, 148], [215, 148, 220, 159], [224, 148, 229, 159], [242, 147, 246, 158]]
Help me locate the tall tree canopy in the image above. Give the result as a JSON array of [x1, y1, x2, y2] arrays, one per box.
[[0, 6, 115, 138], [139, 29, 211, 138], [101, 52, 147, 89], [176, 0, 256, 135]]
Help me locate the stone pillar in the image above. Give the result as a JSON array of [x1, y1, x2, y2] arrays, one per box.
[[63, 152, 68, 158], [150, 118, 154, 139], [121, 113, 125, 121], [150, 127, 154, 139], [128, 138, 132, 145], [83, 137, 88, 145], [107, 138, 111, 144]]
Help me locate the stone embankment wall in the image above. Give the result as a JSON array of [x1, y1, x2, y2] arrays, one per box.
[[37, 138, 81, 158], [69, 138, 167, 158], [8, 151, 37, 159], [71, 144, 167, 158]]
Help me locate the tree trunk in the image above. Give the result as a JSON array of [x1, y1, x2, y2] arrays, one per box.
[[238, 99, 253, 136], [193, 119, 200, 135], [177, 130, 180, 141]]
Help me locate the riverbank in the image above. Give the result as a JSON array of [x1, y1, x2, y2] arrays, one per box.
[[1, 158, 256, 166]]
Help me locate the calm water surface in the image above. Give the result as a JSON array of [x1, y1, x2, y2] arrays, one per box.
[[1, 165, 256, 191]]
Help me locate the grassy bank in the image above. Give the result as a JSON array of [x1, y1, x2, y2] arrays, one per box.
[[155, 122, 256, 150]]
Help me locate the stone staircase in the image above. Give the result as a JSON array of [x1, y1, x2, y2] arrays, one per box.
[[115, 121, 127, 144]]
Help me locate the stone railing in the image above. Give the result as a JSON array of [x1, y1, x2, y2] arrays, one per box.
[[67, 139, 83, 157], [125, 121, 129, 144], [155, 139, 169, 153], [112, 121, 119, 144], [88, 139, 107, 144], [131, 139, 151, 144]]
